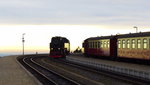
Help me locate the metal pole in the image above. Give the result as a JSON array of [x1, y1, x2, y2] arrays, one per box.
[[22, 33, 25, 55], [134, 26, 138, 33]]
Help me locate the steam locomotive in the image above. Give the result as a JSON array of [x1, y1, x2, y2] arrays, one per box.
[[49, 36, 70, 58], [83, 32, 150, 63]]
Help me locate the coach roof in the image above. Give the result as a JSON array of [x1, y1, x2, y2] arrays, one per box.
[[117, 31, 150, 38], [86, 35, 116, 41]]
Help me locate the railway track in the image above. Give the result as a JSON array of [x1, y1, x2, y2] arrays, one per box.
[[40, 57, 149, 85], [62, 59, 150, 85], [18, 56, 80, 85], [18, 55, 150, 85]]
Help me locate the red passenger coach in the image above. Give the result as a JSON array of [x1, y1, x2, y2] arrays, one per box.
[[83, 31, 150, 64], [83, 36, 117, 58]]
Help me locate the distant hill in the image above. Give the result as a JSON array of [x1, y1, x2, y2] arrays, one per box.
[[0, 53, 11, 57], [0, 54, 6, 57]]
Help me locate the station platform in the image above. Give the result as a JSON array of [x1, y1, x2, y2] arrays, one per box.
[[67, 55, 150, 80], [0, 56, 39, 85]]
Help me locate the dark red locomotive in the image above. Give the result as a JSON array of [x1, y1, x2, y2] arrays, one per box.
[[49, 36, 70, 58], [83, 32, 150, 62]]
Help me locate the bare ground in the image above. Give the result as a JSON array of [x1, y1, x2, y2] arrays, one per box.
[[0, 56, 38, 85]]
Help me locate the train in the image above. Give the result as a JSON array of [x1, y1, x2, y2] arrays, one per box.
[[82, 32, 150, 63], [49, 36, 70, 58]]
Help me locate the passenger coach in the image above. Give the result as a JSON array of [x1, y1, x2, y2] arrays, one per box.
[[117, 32, 150, 60], [83, 36, 117, 58], [83, 31, 150, 62]]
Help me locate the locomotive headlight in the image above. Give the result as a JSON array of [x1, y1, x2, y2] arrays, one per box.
[[51, 48, 53, 50], [58, 48, 60, 50]]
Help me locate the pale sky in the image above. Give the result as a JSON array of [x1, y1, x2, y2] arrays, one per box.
[[0, 0, 150, 55]]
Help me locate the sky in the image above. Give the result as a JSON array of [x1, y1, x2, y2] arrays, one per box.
[[0, 0, 150, 56]]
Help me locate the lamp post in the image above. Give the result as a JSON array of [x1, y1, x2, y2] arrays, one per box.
[[22, 33, 25, 55], [134, 26, 138, 33]]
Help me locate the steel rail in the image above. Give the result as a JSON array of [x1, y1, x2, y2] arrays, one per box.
[[48, 58, 149, 85], [23, 57, 57, 85], [31, 57, 80, 85], [23, 57, 79, 85]]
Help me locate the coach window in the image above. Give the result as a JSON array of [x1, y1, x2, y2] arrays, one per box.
[[97, 42, 98, 48], [143, 39, 148, 49], [107, 41, 110, 48], [97, 42, 99, 48], [104, 41, 106, 48], [95, 42, 97, 48], [101, 41, 103, 48], [89, 42, 92, 48], [93, 42, 95, 48], [93, 42, 94, 48], [149, 39, 150, 49], [100, 41, 102, 48], [90, 42, 92, 48], [127, 40, 130, 48], [137, 39, 141, 49], [103, 41, 105, 48], [90, 42, 91, 48], [131, 39, 135, 49], [122, 40, 125, 48], [98, 42, 100, 48], [118, 40, 121, 48], [89, 42, 91, 48], [94, 42, 95, 48]]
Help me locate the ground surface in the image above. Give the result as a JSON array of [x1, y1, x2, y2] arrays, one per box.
[[0, 56, 37, 85]]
